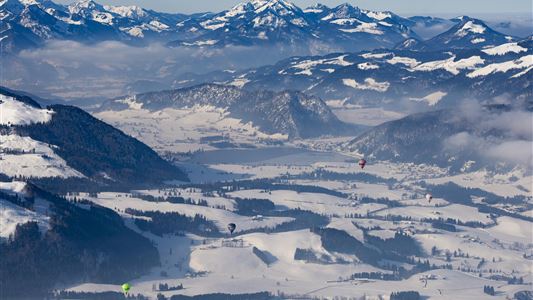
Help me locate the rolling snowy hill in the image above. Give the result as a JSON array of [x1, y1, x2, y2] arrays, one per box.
[[56, 151, 532, 299]]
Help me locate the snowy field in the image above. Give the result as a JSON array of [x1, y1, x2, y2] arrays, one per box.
[[0, 134, 84, 178], [95, 106, 287, 153]]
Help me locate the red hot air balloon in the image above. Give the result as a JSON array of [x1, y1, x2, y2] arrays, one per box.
[[358, 159, 367, 169]]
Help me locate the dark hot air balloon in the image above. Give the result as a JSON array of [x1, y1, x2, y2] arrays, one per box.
[[227, 223, 236, 235]]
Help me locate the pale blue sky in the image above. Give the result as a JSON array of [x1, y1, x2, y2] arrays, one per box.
[[55, 0, 532, 16]]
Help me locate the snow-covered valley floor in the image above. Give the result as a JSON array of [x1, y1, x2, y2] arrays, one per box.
[[62, 147, 532, 299]]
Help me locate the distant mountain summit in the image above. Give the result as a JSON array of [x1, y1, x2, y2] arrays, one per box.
[[404, 16, 515, 51]]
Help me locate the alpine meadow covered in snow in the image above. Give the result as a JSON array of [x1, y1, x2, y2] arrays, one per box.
[[0, 0, 532, 299]]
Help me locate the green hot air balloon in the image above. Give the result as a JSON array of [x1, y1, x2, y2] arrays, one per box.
[[122, 283, 131, 294]]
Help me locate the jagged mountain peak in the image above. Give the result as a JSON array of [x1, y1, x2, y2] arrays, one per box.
[[68, 0, 102, 11], [444, 16, 501, 38], [104, 4, 147, 18], [327, 2, 363, 18], [250, 0, 299, 11], [453, 17, 489, 36], [333, 2, 360, 11], [241, 0, 306, 23], [306, 3, 328, 9], [225, 0, 302, 17], [318, 3, 362, 20], [303, 3, 329, 15], [452, 15, 475, 22]]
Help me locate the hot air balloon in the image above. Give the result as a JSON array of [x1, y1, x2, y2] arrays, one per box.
[[121, 283, 131, 295], [425, 193, 433, 203], [358, 159, 367, 169], [227, 223, 236, 235]]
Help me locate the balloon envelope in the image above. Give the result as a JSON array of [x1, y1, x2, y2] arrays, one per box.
[[122, 283, 131, 293], [358, 159, 366, 169], [227, 223, 236, 234], [425, 193, 433, 201]]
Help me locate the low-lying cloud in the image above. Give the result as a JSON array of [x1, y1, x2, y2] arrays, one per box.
[[3, 40, 300, 102], [443, 99, 533, 169]]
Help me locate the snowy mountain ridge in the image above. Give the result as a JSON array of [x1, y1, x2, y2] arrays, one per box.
[[404, 16, 516, 51], [0, 0, 189, 51], [98, 83, 358, 141]]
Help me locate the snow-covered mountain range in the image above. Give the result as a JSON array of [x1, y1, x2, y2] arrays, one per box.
[[0, 0, 190, 52], [167, 0, 419, 53], [1, 0, 524, 54], [172, 37, 532, 110]]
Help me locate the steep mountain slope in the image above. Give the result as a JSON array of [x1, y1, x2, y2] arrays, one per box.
[[99, 84, 356, 140], [408, 17, 515, 51], [346, 110, 468, 166], [0, 181, 159, 298], [0, 87, 188, 188], [344, 106, 532, 171]]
